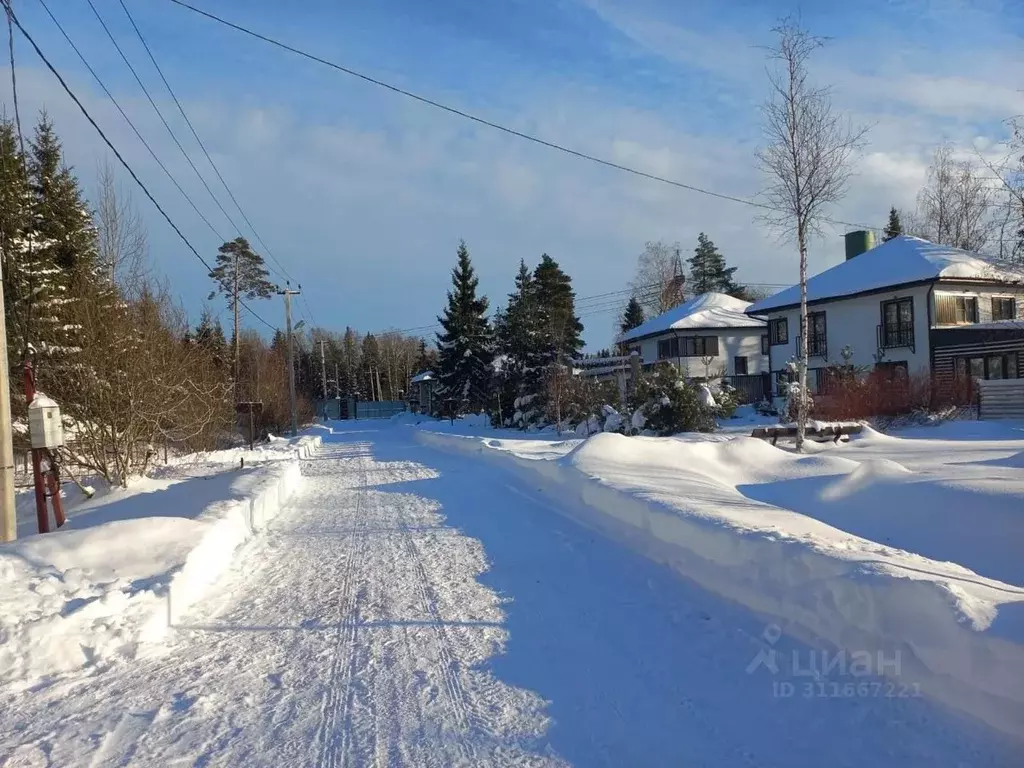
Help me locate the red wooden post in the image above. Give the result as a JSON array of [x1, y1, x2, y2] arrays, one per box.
[[45, 449, 65, 528]]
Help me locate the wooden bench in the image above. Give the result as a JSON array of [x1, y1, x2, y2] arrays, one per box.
[[751, 423, 863, 446]]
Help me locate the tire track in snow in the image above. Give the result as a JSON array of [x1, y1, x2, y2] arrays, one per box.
[[314, 445, 370, 768], [398, 509, 477, 761]]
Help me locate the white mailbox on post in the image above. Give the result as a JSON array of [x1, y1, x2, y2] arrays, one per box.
[[28, 393, 63, 449]]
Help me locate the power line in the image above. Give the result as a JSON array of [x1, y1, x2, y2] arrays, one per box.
[[115, 0, 297, 286], [35, 0, 226, 241], [164, 0, 880, 233], [7, 2, 275, 331], [83, 0, 250, 243]]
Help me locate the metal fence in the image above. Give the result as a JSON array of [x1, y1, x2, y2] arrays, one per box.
[[728, 373, 772, 404], [977, 378, 1024, 420]]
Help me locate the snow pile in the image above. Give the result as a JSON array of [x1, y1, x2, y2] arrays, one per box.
[[0, 434, 321, 690], [416, 427, 1024, 737]]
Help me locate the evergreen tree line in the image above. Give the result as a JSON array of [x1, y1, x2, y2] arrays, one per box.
[[427, 240, 613, 429], [279, 325, 431, 405]]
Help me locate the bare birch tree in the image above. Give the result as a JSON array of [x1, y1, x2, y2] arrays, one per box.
[[756, 17, 866, 450], [95, 158, 147, 294], [914, 145, 995, 252], [630, 240, 687, 316]]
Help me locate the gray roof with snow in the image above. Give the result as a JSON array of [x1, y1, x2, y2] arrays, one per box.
[[747, 236, 1024, 314], [619, 292, 764, 343]]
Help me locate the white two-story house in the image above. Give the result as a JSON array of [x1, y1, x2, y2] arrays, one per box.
[[746, 234, 1024, 395], [618, 292, 770, 400]]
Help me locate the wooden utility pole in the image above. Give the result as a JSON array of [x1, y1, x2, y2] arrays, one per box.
[[278, 286, 301, 436]]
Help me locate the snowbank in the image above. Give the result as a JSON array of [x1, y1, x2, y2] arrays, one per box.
[[416, 428, 1024, 738], [0, 435, 321, 690]]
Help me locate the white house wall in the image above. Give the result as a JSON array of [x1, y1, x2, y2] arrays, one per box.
[[765, 284, 933, 383], [633, 329, 767, 377]]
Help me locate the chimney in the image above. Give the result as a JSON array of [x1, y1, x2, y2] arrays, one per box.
[[844, 230, 875, 261]]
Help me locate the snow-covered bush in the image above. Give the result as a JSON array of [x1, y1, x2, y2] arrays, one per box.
[[714, 380, 739, 419], [781, 360, 813, 423], [629, 363, 716, 436]]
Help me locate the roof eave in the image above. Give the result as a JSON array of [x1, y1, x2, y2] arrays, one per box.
[[746, 278, 938, 314]]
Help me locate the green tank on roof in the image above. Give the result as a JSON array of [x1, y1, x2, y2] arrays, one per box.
[[845, 230, 875, 260]]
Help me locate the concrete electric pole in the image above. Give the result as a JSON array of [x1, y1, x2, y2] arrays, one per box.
[[319, 339, 328, 400], [278, 286, 301, 437], [0, 267, 17, 542]]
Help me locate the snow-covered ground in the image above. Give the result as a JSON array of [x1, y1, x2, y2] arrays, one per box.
[[417, 418, 1024, 741], [2, 421, 1022, 765], [0, 432, 322, 691]]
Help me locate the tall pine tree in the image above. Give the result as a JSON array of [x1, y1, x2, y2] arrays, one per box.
[[883, 207, 904, 242], [207, 236, 277, 395], [687, 233, 743, 296], [435, 241, 493, 412], [620, 296, 645, 333]]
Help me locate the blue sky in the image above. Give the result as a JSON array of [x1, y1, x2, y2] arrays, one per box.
[[4, 0, 1023, 347]]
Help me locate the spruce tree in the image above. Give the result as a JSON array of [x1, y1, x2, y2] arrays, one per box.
[[341, 327, 360, 397], [883, 207, 904, 242], [0, 118, 31, 393], [208, 236, 277, 395], [494, 260, 538, 424], [17, 114, 101, 399], [435, 241, 493, 412], [620, 296, 645, 333], [414, 339, 435, 373], [524, 254, 583, 425], [687, 233, 742, 295], [361, 333, 380, 400]]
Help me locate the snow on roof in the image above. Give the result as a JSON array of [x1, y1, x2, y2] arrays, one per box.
[[410, 371, 435, 384], [619, 292, 764, 343], [28, 393, 58, 409], [747, 236, 1024, 314]]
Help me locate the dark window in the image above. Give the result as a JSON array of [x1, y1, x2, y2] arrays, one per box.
[[988, 355, 1005, 379], [935, 295, 979, 325], [806, 312, 827, 356], [960, 353, 1020, 380], [655, 337, 679, 360], [672, 336, 720, 357], [874, 361, 908, 381], [769, 318, 788, 345], [761, 334, 769, 355], [992, 297, 1016, 321], [734, 356, 748, 375], [880, 297, 914, 349]]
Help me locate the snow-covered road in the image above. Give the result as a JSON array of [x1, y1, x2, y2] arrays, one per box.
[[3, 424, 1020, 766]]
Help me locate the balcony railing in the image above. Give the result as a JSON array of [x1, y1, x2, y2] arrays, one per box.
[[877, 323, 915, 353], [795, 333, 827, 358]]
